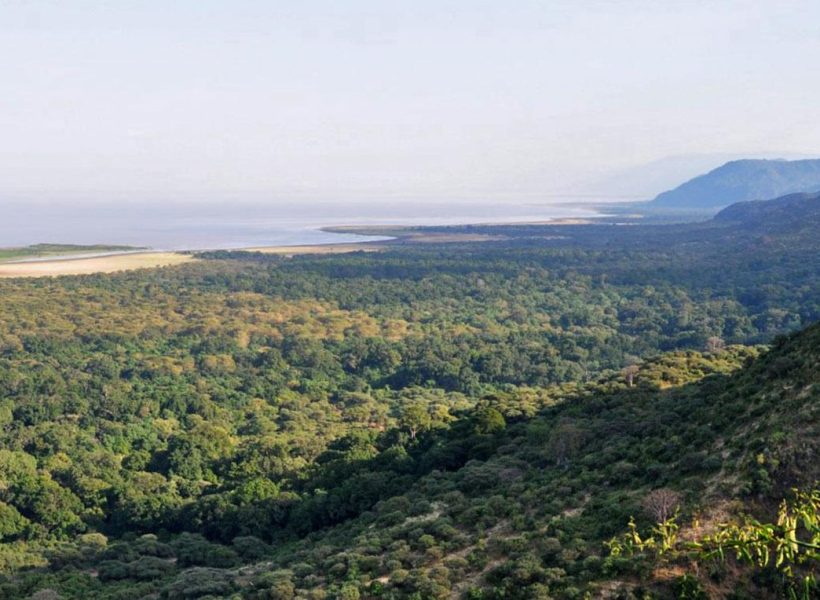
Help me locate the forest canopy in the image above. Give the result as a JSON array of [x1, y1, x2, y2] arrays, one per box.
[[0, 209, 817, 599]]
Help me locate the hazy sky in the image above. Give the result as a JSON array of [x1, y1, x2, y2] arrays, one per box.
[[2, 0, 819, 203]]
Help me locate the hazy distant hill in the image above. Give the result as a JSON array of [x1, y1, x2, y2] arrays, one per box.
[[647, 158, 820, 211], [714, 190, 820, 232]]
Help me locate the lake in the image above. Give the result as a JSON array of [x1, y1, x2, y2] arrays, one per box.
[[1, 199, 603, 250]]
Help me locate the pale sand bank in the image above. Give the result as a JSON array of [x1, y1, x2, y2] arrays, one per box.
[[0, 221, 569, 278], [245, 231, 508, 254], [244, 242, 386, 255], [0, 252, 195, 278]]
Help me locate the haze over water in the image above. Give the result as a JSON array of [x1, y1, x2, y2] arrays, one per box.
[[2, 200, 601, 251]]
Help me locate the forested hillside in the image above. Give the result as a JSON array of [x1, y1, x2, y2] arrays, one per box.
[[0, 197, 817, 599], [713, 191, 820, 233]]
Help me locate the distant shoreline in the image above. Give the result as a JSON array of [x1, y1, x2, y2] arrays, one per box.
[[3, 249, 150, 265], [0, 211, 617, 278], [319, 215, 600, 236]]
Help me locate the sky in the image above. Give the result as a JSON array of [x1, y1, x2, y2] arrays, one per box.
[[2, 0, 819, 204]]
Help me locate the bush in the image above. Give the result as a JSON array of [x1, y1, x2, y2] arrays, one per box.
[[232, 536, 272, 560], [0, 502, 29, 541], [162, 567, 235, 599], [172, 533, 239, 568], [129, 555, 176, 580]]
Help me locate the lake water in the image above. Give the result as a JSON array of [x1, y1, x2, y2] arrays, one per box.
[[1, 199, 602, 250]]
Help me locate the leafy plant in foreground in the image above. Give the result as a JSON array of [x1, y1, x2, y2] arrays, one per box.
[[607, 488, 820, 599]]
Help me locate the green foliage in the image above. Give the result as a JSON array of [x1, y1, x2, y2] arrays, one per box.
[[697, 489, 820, 599], [0, 211, 817, 598], [607, 488, 820, 599]]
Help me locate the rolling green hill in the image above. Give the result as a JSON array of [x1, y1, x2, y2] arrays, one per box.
[[250, 321, 818, 599], [3, 322, 816, 599]]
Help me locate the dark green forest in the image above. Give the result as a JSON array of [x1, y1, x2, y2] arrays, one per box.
[[0, 195, 817, 599]]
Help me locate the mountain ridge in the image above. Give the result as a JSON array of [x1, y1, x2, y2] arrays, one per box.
[[646, 158, 820, 212], [713, 190, 820, 229]]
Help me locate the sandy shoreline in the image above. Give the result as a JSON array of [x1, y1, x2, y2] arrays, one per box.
[[0, 243, 390, 278], [242, 242, 386, 256], [0, 252, 195, 278], [322, 216, 596, 233], [0, 215, 600, 278]]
